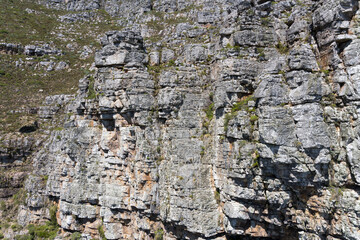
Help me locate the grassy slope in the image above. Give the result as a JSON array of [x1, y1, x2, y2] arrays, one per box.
[[0, 0, 123, 133]]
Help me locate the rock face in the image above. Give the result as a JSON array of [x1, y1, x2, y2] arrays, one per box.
[[12, 0, 360, 239]]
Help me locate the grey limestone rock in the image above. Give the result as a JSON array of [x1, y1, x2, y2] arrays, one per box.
[[288, 44, 319, 72], [95, 31, 147, 67], [232, 29, 277, 47], [0, 42, 24, 54], [15, 0, 360, 239], [160, 48, 175, 63], [258, 106, 297, 147], [24, 44, 62, 56], [346, 139, 360, 185]]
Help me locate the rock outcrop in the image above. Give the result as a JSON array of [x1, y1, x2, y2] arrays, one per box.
[[3, 0, 360, 239]]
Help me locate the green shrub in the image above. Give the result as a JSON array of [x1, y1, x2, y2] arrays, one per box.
[[11, 224, 22, 232], [147, 19, 165, 31], [224, 96, 254, 133], [167, 60, 176, 67], [27, 222, 58, 239], [156, 156, 165, 165], [321, 69, 330, 75], [251, 150, 260, 168], [98, 224, 106, 240], [200, 146, 205, 156], [49, 205, 58, 226], [278, 70, 286, 76], [260, 17, 270, 26], [154, 229, 163, 240], [252, 160, 259, 168], [209, 92, 214, 101], [214, 190, 220, 204], [42, 175, 48, 182], [276, 41, 289, 54], [15, 235, 32, 240], [231, 95, 254, 113], [0, 201, 6, 211], [71, 232, 81, 240], [85, 76, 96, 100], [250, 115, 259, 123], [14, 207, 59, 239], [12, 189, 27, 206], [1, 223, 10, 230], [204, 103, 214, 121], [294, 140, 302, 148], [224, 112, 235, 133]]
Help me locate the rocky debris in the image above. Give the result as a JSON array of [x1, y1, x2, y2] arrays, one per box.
[[104, 0, 152, 17], [0, 43, 24, 54], [15, 58, 69, 71], [42, 0, 101, 11], [42, 0, 153, 19], [79, 46, 93, 59], [55, 61, 68, 70], [1, 43, 62, 56], [24, 44, 62, 56], [59, 11, 95, 22], [34, 60, 69, 71], [38, 94, 75, 119], [0, 133, 44, 202], [36, 61, 57, 71], [0, 134, 40, 164], [0, 171, 27, 198]]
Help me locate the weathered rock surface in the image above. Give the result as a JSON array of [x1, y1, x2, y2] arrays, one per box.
[[7, 0, 360, 239]]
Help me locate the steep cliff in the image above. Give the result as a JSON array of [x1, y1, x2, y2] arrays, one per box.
[[1, 0, 360, 239]]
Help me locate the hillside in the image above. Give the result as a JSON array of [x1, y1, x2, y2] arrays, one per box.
[[1, 0, 360, 239]]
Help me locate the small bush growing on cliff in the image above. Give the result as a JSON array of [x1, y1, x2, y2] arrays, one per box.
[[98, 225, 106, 240], [224, 95, 255, 133], [15, 234, 32, 240], [154, 228, 164, 240], [28, 222, 58, 239], [71, 232, 81, 240], [15, 205, 59, 239], [15, 222, 58, 240], [49, 205, 58, 226], [250, 115, 259, 123], [251, 150, 260, 168], [11, 224, 22, 232], [276, 41, 289, 54], [231, 95, 254, 113], [214, 189, 220, 204], [85, 76, 96, 100], [12, 189, 27, 206], [204, 103, 214, 121], [0, 201, 6, 211]]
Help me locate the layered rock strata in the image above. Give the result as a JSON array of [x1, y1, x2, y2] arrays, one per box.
[[13, 0, 360, 239]]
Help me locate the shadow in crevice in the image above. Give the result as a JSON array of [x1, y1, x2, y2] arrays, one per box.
[[19, 121, 39, 133], [101, 119, 115, 131]]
